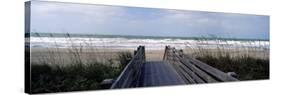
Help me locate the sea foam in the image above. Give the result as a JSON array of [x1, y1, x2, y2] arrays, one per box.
[[30, 37, 270, 50]]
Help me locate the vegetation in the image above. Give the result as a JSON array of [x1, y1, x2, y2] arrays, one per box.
[[184, 37, 269, 80], [31, 62, 119, 93], [117, 52, 133, 70], [29, 33, 269, 93], [196, 55, 269, 80], [30, 33, 132, 93]]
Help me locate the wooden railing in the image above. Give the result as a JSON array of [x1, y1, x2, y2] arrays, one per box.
[[163, 46, 238, 84], [110, 46, 145, 89]]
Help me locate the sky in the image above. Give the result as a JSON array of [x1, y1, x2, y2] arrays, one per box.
[[30, 1, 269, 40]]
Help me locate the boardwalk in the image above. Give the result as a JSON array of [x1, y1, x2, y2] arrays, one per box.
[[140, 61, 185, 87], [110, 46, 238, 89]]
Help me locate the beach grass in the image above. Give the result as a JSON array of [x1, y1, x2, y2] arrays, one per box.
[[30, 61, 123, 93], [30, 33, 132, 93], [30, 51, 132, 93], [184, 38, 269, 80], [196, 55, 269, 80]]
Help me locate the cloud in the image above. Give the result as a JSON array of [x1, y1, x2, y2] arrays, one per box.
[[30, 1, 269, 40], [32, 1, 126, 24]]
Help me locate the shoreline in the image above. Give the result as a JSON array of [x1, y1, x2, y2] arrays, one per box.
[[30, 47, 269, 65]]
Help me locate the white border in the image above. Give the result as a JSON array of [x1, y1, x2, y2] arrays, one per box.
[[0, 0, 279, 95]]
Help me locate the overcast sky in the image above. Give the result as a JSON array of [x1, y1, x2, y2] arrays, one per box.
[[30, 1, 269, 40]]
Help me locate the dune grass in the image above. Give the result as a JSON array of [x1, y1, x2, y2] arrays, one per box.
[[30, 33, 132, 93], [31, 62, 118, 93], [184, 38, 269, 80], [196, 55, 269, 80]]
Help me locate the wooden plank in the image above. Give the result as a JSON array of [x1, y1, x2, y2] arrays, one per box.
[[166, 46, 238, 82], [179, 57, 217, 83], [165, 48, 204, 84], [140, 61, 186, 87], [170, 49, 218, 83], [167, 60, 193, 84], [185, 55, 239, 81], [179, 64, 205, 83], [165, 48, 201, 83], [164, 46, 238, 84], [177, 65, 196, 84], [170, 51, 205, 83]]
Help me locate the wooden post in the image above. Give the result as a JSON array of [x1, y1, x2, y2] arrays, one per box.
[[134, 50, 137, 55], [179, 49, 183, 57]]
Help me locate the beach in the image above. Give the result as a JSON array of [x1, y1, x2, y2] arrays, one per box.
[[28, 33, 269, 65], [30, 47, 269, 66], [30, 48, 169, 66]]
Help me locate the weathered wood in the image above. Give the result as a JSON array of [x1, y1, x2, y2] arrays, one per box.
[[167, 54, 195, 84], [177, 66, 196, 84], [182, 54, 238, 81], [173, 51, 217, 83], [140, 61, 185, 87], [170, 49, 209, 83], [163, 46, 239, 83], [179, 64, 205, 83], [112, 45, 238, 89], [187, 57, 238, 81], [111, 46, 145, 88], [167, 49, 204, 83]]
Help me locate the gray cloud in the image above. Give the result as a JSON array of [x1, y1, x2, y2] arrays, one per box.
[[30, 1, 269, 40]]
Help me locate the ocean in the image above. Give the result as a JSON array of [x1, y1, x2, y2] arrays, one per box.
[[27, 33, 270, 50]]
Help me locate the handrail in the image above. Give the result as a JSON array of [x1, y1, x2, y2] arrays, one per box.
[[163, 46, 238, 83], [110, 46, 145, 88]]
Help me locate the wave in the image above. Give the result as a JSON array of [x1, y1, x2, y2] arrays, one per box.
[[29, 37, 270, 50]]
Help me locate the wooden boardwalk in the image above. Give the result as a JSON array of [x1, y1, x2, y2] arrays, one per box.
[[110, 46, 238, 89], [140, 61, 185, 87]]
